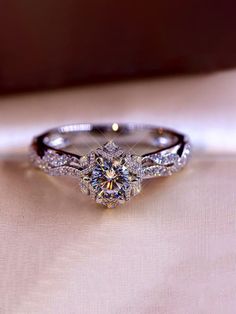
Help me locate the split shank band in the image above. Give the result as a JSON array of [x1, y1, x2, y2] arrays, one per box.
[[30, 123, 191, 208]]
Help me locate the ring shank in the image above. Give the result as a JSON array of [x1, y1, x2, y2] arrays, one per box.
[[31, 123, 191, 179], [33, 123, 187, 157]]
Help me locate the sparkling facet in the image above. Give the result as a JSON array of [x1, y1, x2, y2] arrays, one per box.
[[90, 157, 130, 207]]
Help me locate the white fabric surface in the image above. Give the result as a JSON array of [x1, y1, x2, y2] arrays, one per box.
[[0, 70, 236, 314]]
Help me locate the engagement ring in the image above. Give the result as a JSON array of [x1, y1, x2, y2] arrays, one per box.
[[30, 123, 191, 208]]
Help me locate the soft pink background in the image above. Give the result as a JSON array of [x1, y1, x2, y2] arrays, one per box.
[[0, 70, 236, 313]]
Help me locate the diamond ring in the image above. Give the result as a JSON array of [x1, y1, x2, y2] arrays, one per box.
[[30, 123, 191, 208]]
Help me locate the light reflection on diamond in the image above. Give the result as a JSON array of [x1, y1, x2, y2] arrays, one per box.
[[90, 157, 130, 207]]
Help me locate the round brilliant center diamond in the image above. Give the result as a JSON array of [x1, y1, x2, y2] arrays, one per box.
[[79, 141, 142, 208], [90, 158, 130, 206]]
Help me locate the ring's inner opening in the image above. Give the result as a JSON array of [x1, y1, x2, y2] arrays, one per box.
[[44, 124, 180, 155]]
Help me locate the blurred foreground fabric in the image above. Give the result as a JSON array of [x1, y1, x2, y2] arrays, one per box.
[[0, 70, 236, 313]]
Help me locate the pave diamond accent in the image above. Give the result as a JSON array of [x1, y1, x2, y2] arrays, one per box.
[[96, 140, 124, 160], [29, 148, 81, 177], [141, 143, 191, 178]]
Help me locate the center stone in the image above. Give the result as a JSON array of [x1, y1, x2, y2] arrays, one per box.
[[90, 157, 130, 207]]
